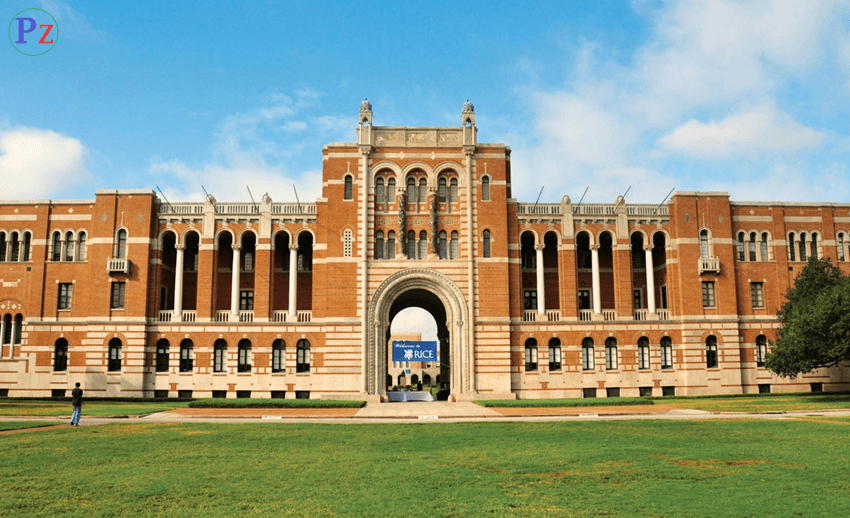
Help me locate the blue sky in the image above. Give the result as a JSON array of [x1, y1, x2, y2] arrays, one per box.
[[3, 0, 850, 206]]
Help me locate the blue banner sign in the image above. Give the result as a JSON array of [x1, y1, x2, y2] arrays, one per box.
[[392, 340, 438, 362]]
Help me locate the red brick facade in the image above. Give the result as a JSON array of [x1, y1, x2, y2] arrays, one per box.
[[1, 102, 849, 399]]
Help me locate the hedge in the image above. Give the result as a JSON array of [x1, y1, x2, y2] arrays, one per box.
[[188, 398, 365, 409], [476, 397, 654, 408]]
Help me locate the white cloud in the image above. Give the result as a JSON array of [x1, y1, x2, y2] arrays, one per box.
[[657, 103, 825, 159], [0, 126, 92, 199]]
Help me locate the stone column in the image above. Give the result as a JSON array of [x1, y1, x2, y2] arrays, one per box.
[[173, 244, 185, 321], [288, 244, 298, 317], [0, 318, 5, 357], [9, 318, 16, 357], [230, 244, 241, 317], [535, 244, 545, 314], [644, 245, 657, 318], [429, 187, 438, 256], [591, 244, 602, 317], [397, 188, 406, 258]]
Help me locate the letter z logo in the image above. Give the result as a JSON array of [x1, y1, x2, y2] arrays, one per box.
[[8, 8, 58, 56]]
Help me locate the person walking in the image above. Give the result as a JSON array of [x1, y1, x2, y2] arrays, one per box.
[[70, 382, 83, 426]]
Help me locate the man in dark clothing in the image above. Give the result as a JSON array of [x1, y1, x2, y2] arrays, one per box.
[[71, 382, 83, 426]]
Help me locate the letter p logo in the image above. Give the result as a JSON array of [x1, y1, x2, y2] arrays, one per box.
[[15, 17, 35, 43]]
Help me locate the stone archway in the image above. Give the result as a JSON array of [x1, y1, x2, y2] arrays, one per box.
[[367, 268, 471, 400]]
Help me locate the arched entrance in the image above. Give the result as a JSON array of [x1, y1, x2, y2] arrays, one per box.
[[367, 268, 471, 400]]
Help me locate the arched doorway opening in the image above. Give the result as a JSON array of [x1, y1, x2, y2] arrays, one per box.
[[387, 300, 443, 394], [367, 268, 470, 400]]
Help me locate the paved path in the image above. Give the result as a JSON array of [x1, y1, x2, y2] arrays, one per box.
[[2, 403, 850, 428]]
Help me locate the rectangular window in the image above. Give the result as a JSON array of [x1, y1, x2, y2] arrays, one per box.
[[523, 290, 537, 311], [524, 346, 538, 372], [578, 289, 591, 310], [214, 348, 226, 373], [156, 346, 169, 372], [180, 346, 193, 372], [702, 281, 716, 308], [272, 347, 285, 373], [57, 283, 73, 310], [661, 344, 673, 369], [238, 347, 251, 372], [582, 346, 594, 371], [549, 346, 562, 372], [751, 282, 764, 308], [240, 290, 254, 311], [108, 345, 121, 372], [605, 346, 618, 370], [638, 345, 650, 370], [110, 282, 125, 309]]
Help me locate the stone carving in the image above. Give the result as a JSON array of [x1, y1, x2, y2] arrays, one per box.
[[376, 133, 397, 142], [360, 98, 372, 111], [407, 133, 427, 142], [439, 133, 459, 142], [462, 99, 474, 112]]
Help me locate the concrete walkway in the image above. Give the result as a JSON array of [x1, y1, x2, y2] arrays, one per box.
[[354, 401, 501, 418]]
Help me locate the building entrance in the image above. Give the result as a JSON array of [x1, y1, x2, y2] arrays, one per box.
[[367, 268, 472, 400], [386, 293, 448, 397]]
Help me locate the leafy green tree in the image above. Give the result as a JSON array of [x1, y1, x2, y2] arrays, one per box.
[[767, 257, 850, 377]]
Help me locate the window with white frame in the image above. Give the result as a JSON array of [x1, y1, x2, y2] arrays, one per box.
[[581, 338, 595, 371], [213, 339, 227, 373], [482, 176, 490, 201], [605, 338, 618, 370], [344, 175, 353, 200], [638, 337, 650, 370], [116, 229, 128, 259], [375, 231, 384, 259], [387, 231, 396, 259], [344, 229, 352, 258], [58, 283, 73, 310], [839, 232, 846, 261], [702, 281, 716, 308], [756, 335, 767, 367], [524, 338, 538, 372], [760, 232, 769, 261], [376, 177, 385, 204], [272, 339, 285, 373], [661, 337, 673, 369], [483, 229, 491, 258], [549, 338, 562, 371], [706, 335, 718, 368], [751, 282, 764, 309]]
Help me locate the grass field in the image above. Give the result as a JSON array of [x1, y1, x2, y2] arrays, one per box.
[[1, 419, 848, 517], [660, 393, 850, 413], [0, 400, 190, 417], [0, 421, 63, 432]]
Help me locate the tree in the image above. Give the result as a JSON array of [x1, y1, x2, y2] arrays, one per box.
[[766, 257, 850, 377]]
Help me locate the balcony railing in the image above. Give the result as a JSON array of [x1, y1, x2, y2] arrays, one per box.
[[699, 257, 721, 274], [523, 311, 537, 322], [215, 311, 230, 322], [297, 311, 312, 323], [603, 310, 616, 321], [107, 257, 130, 275], [158, 310, 172, 322], [158, 202, 317, 216], [634, 309, 648, 321], [517, 203, 560, 215], [579, 310, 593, 321], [181, 311, 197, 322], [272, 311, 288, 322], [546, 310, 560, 322], [157, 310, 197, 323], [657, 309, 670, 320], [239, 311, 254, 323]]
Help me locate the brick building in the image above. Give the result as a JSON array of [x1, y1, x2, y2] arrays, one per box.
[[1, 99, 849, 400]]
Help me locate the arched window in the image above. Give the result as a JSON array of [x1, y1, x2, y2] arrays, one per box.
[[10, 232, 19, 262], [387, 231, 396, 259], [418, 231, 427, 259], [108, 338, 122, 371], [407, 177, 415, 204], [810, 233, 818, 258], [22, 232, 31, 262], [156, 339, 170, 372], [438, 178, 447, 203], [756, 335, 767, 367], [296, 339, 310, 372], [439, 231, 447, 259], [213, 339, 227, 373], [798, 232, 807, 261], [376, 177, 385, 204], [605, 337, 618, 370], [0, 232, 6, 262], [549, 338, 562, 371], [272, 339, 285, 373], [64, 231, 75, 262], [699, 229, 709, 259], [13, 314, 21, 345], [839, 233, 847, 262], [760, 232, 769, 261], [737, 232, 746, 261], [116, 229, 128, 259], [788, 232, 796, 261], [238, 339, 252, 372], [375, 231, 384, 260], [661, 337, 673, 369], [449, 178, 458, 204], [482, 176, 490, 201], [418, 178, 427, 203], [638, 337, 650, 370], [407, 231, 416, 259], [344, 175, 353, 200], [179, 339, 193, 372], [52, 232, 62, 261], [524, 338, 538, 372], [706, 335, 718, 368], [387, 178, 396, 203], [581, 338, 595, 371], [483, 229, 491, 258], [450, 231, 459, 259], [77, 232, 86, 261], [749, 232, 757, 261], [54, 338, 68, 372]]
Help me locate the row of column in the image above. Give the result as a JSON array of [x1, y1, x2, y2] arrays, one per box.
[[171, 243, 302, 321], [532, 243, 657, 318]]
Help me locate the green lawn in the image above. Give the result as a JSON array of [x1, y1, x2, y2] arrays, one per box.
[[660, 393, 850, 413], [0, 400, 190, 417], [1, 420, 847, 517], [0, 421, 63, 432]]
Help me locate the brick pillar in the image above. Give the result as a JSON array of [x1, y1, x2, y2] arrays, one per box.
[[254, 240, 273, 321], [196, 246, 215, 320]]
